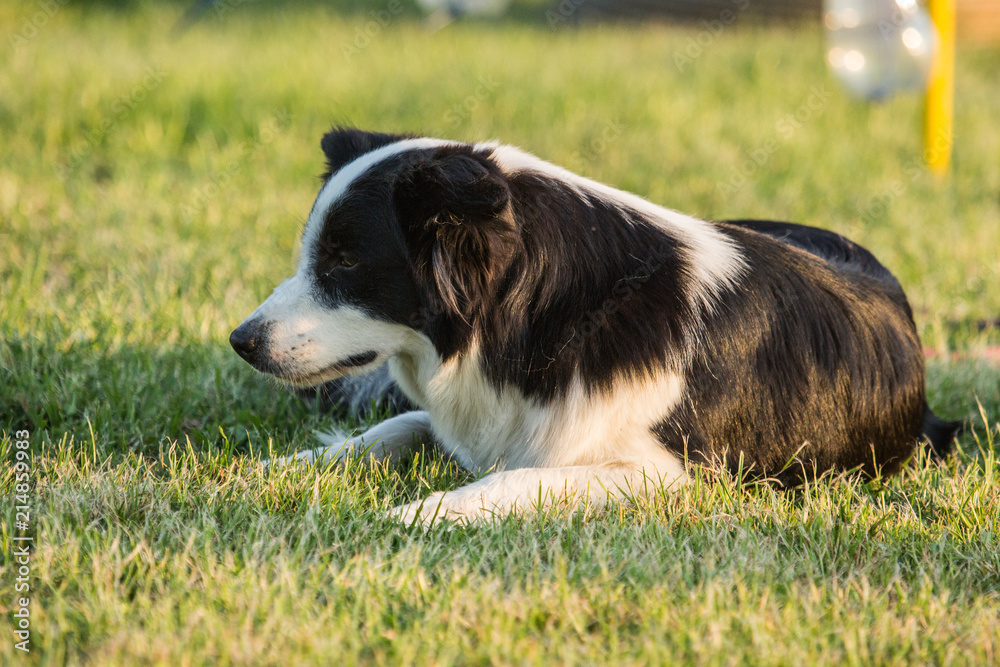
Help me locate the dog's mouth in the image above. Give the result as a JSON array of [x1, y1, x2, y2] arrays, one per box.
[[272, 350, 380, 387]]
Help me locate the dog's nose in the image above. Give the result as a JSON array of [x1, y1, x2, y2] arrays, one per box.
[[230, 322, 262, 362]]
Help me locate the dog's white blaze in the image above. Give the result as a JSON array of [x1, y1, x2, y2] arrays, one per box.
[[243, 275, 304, 322], [481, 142, 746, 310], [300, 137, 459, 266], [241, 275, 412, 382]]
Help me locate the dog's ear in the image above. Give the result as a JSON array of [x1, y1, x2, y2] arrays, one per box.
[[320, 127, 411, 180], [394, 148, 518, 323]]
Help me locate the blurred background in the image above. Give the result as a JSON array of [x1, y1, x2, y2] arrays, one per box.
[[1, 0, 998, 448]]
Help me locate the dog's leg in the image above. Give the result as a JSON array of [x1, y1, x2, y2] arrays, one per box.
[[390, 449, 686, 525], [267, 410, 433, 467]]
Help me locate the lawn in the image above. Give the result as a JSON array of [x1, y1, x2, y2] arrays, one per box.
[[1, 1, 999, 664]]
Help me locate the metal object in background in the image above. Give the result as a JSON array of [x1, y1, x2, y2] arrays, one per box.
[[416, 0, 512, 18], [823, 0, 936, 100]]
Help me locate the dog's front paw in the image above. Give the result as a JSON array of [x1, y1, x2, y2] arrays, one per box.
[[264, 448, 319, 469], [389, 490, 499, 526], [390, 492, 450, 526], [264, 442, 350, 469], [264, 429, 367, 469]]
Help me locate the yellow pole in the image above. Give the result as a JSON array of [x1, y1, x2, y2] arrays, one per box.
[[925, 0, 956, 176]]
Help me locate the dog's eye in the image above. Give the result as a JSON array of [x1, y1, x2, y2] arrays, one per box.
[[324, 252, 358, 276]]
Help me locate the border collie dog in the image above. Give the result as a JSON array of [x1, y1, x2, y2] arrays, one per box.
[[230, 129, 959, 524]]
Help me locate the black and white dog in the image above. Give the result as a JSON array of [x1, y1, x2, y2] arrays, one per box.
[[230, 128, 959, 524]]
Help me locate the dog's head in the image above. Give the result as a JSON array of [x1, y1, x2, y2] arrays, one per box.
[[230, 129, 519, 386]]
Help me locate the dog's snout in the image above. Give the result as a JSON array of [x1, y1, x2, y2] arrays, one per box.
[[230, 320, 264, 363]]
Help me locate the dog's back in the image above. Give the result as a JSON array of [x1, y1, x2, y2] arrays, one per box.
[[721, 219, 905, 295], [718, 219, 960, 468], [723, 220, 961, 460]]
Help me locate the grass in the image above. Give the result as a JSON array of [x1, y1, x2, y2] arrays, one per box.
[[1, 2, 999, 664]]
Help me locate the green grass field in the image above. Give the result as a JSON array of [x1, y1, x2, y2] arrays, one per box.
[[2, 2, 999, 664]]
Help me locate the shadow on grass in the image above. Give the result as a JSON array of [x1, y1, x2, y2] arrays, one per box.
[[0, 325, 360, 458]]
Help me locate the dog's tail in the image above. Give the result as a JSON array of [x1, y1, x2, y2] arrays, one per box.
[[921, 407, 963, 458], [296, 364, 413, 418]]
